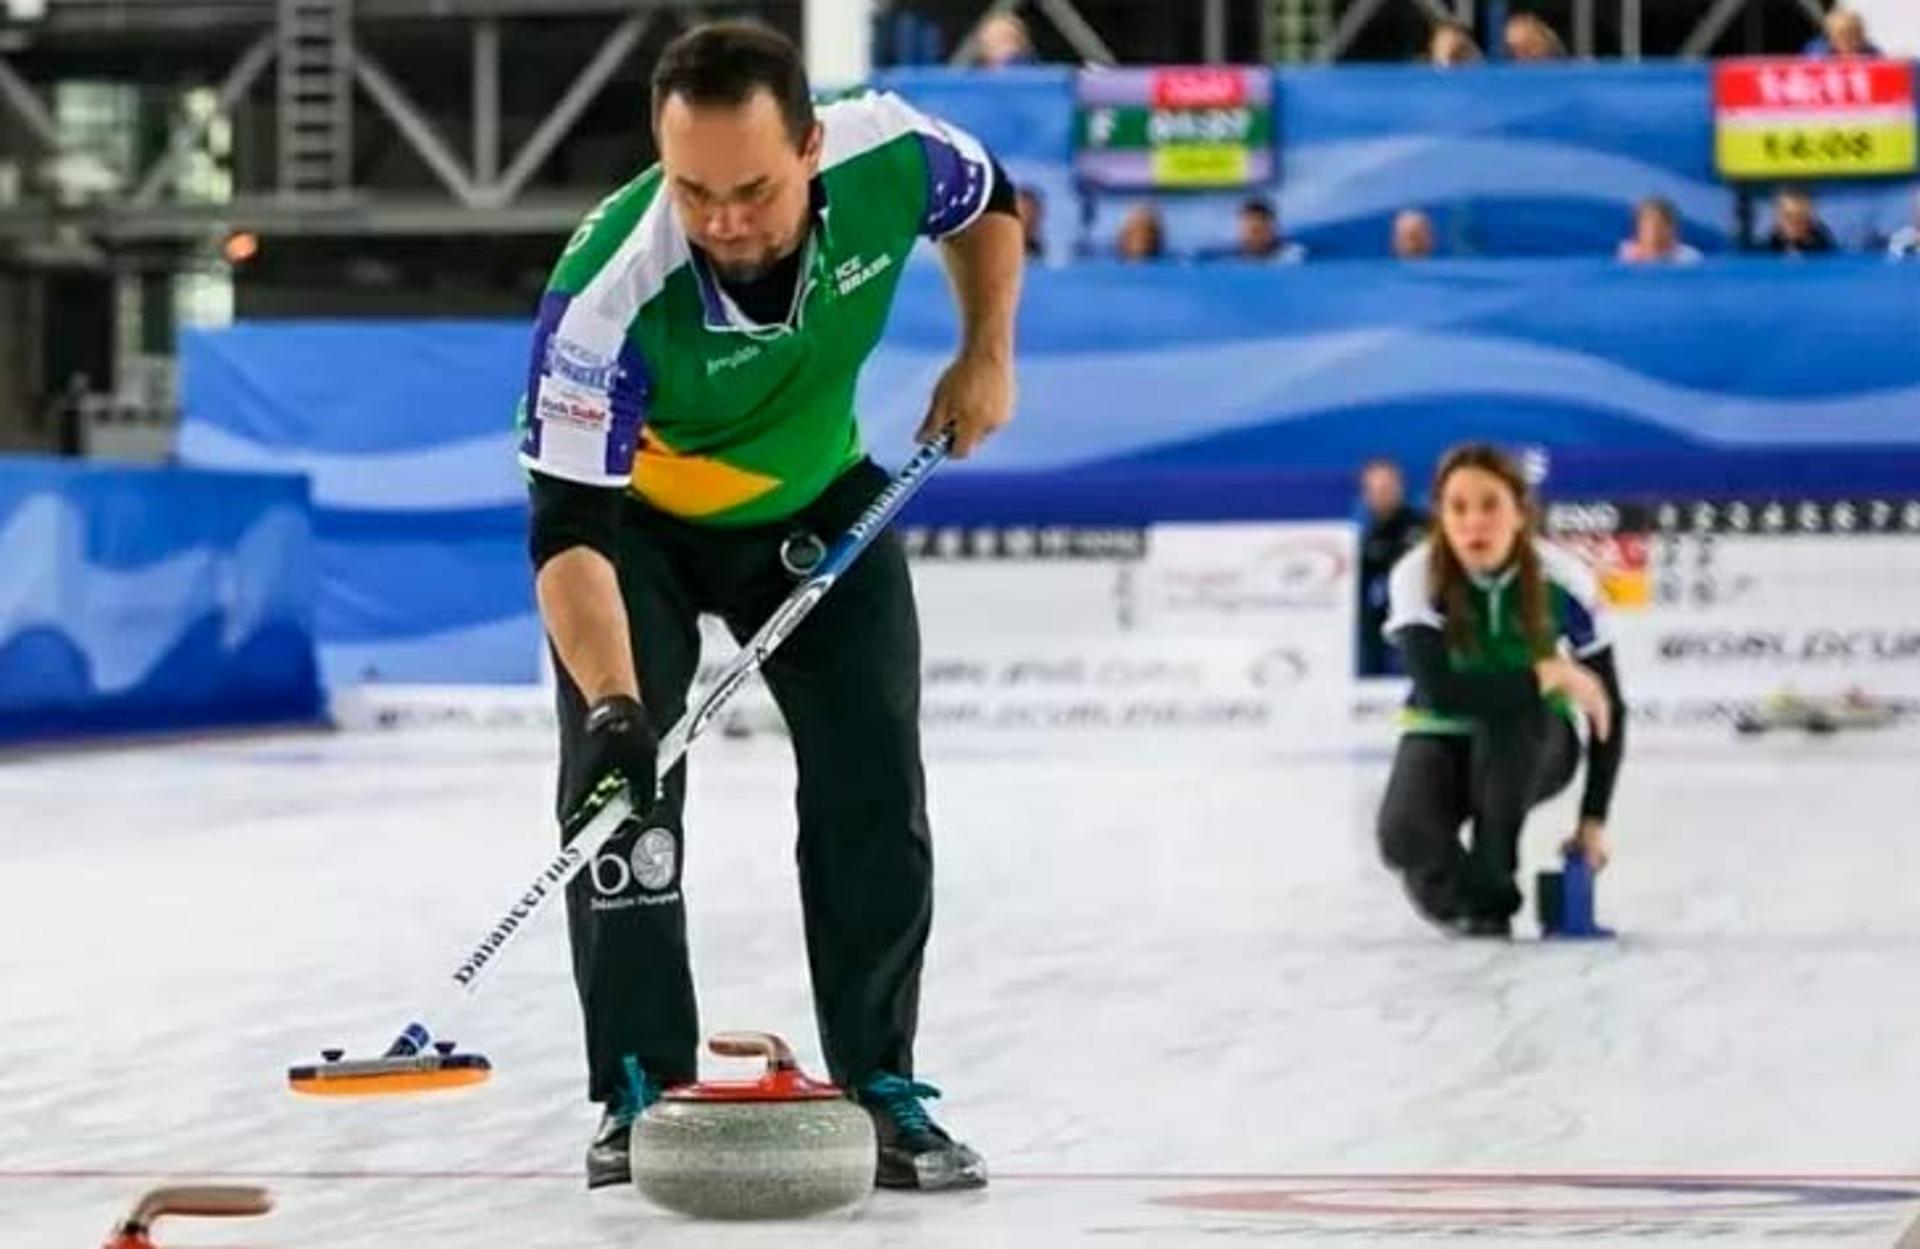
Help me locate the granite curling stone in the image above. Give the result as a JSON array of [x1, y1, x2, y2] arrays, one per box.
[[631, 1032, 876, 1219]]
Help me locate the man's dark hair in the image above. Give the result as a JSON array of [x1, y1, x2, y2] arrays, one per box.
[[1240, 196, 1276, 222], [650, 21, 816, 148]]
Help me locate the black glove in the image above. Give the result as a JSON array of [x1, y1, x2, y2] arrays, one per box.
[[565, 694, 659, 833]]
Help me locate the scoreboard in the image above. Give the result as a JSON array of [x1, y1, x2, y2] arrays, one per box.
[[1714, 58, 1917, 180], [1074, 66, 1275, 191]]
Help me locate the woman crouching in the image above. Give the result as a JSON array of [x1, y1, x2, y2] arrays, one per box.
[[1377, 443, 1625, 937]]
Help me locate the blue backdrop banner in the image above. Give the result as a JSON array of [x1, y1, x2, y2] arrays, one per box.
[[178, 321, 536, 686], [178, 260, 1920, 686], [0, 458, 322, 743], [857, 258, 1920, 471]]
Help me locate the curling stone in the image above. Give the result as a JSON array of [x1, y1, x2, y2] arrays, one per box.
[[102, 1185, 272, 1248], [1536, 846, 1615, 940], [631, 1032, 875, 1220]]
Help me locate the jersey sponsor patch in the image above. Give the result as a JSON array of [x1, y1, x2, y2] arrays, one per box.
[[535, 376, 612, 433], [544, 335, 620, 390], [519, 292, 649, 485]]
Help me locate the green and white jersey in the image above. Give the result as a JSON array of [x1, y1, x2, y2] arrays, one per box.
[[516, 90, 996, 526], [1384, 537, 1612, 734]]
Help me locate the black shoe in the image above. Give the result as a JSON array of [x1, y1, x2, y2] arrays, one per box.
[[857, 1073, 988, 1191], [1400, 870, 1466, 931], [585, 1058, 662, 1190], [585, 1107, 634, 1190], [1455, 914, 1514, 939]]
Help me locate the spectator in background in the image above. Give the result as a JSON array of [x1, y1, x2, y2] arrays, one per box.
[[1617, 197, 1702, 265], [1226, 197, 1306, 263], [1888, 189, 1920, 259], [1392, 208, 1436, 260], [1765, 188, 1838, 256], [48, 371, 91, 457], [1016, 186, 1046, 260], [1503, 13, 1567, 61], [1428, 20, 1482, 67], [1357, 459, 1428, 677], [1805, 7, 1880, 57], [970, 12, 1037, 68], [1115, 203, 1166, 262]]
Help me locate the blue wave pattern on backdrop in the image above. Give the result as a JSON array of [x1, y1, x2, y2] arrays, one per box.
[[177, 258, 1920, 685], [1269, 63, 1726, 258], [0, 459, 322, 743], [858, 258, 1920, 469], [875, 63, 1919, 260], [178, 322, 536, 686]]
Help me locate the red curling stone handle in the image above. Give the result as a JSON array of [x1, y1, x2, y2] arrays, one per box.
[[708, 1031, 799, 1074]]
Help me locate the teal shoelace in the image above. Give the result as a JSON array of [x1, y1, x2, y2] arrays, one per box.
[[861, 1073, 942, 1136], [612, 1054, 660, 1126]]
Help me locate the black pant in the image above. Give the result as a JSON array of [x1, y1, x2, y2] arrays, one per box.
[[552, 460, 932, 1101], [1376, 709, 1578, 921], [1357, 594, 1400, 678]]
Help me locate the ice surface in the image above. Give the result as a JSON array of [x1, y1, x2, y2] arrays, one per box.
[[3, 717, 1917, 1246]]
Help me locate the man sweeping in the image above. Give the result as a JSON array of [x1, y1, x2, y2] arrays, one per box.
[[515, 21, 1022, 1191]]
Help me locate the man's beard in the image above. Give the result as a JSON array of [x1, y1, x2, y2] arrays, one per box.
[[709, 252, 777, 284], [706, 226, 806, 285]]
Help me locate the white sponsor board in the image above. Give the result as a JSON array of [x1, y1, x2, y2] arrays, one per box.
[[920, 636, 1326, 737], [347, 505, 1920, 745], [339, 520, 1359, 746], [1570, 528, 1920, 710], [911, 520, 1356, 743]]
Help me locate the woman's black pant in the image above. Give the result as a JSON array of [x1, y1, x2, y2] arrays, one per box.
[[1376, 707, 1578, 921]]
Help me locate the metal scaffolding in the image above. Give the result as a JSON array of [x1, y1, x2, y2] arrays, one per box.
[[0, 0, 1853, 252], [0, 0, 712, 247], [1269, 0, 1334, 63]]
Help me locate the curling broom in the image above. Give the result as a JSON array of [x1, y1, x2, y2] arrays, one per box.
[[288, 434, 952, 1096]]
